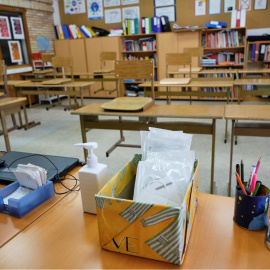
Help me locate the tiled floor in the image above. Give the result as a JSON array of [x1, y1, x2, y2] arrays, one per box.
[[1, 97, 270, 197]]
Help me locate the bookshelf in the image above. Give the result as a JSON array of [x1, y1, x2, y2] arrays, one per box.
[[120, 33, 157, 96]]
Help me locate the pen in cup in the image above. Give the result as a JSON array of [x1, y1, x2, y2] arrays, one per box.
[[248, 165, 256, 189], [241, 160, 244, 183]]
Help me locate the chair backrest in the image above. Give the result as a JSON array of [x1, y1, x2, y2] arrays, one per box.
[[52, 56, 73, 79], [166, 53, 192, 77], [100, 52, 116, 70], [115, 60, 155, 99], [183, 47, 204, 66], [41, 53, 54, 69], [0, 60, 9, 97]]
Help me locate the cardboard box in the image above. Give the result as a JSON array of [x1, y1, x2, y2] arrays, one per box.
[[95, 154, 199, 265]]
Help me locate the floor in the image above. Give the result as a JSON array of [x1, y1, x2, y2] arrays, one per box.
[[1, 97, 270, 197]]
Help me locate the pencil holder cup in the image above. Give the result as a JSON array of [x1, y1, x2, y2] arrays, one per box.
[[233, 185, 269, 230]]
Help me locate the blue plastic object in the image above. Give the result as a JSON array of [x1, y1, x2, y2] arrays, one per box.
[[0, 181, 55, 218]]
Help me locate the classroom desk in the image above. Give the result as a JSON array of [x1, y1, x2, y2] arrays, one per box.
[[140, 78, 233, 143], [225, 104, 270, 196], [14, 81, 93, 110], [168, 68, 238, 77], [0, 166, 80, 248], [0, 97, 40, 151], [0, 191, 269, 269], [71, 103, 224, 194], [234, 78, 270, 104]]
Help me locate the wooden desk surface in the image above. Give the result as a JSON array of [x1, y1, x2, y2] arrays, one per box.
[[14, 81, 93, 88], [0, 192, 269, 269], [0, 80, 31, 86], [234, 78, 270, 85], [139, 78, 234, 88], [169, 69, 238, 75], [238, 69, 270, 74], [71, 103, 225, 119], [0, 167, 80, 248], [225, 104, 270, 121], [0, 97, 26, 108]]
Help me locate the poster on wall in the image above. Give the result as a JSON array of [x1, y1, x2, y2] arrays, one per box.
[[195, 0, 206, 16], [254, 0, 268, 10], [121, 0, 139, 5], [0, 16, 11, 39], [105, 8, 121, 23], [239, 0, 251, 10], [154, 0, 175, 7], [8, 41, 22, 63], [10, 17, 24, 39], [37, 37, 50, 51], [209, 0, 221, 15], [87, 0, 103, 20], [104, 0, 120, 7], [224, 0, 236, 13], [64, 0, 86, 14], [155, 6, 176, 22], [122, 6, 140, 19]]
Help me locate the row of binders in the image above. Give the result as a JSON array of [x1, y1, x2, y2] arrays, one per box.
[[250, 43, 270, 62], [202, 30, 245, 49], [54, 24, 96, 39], [123, 37, 156, 52], [202, 52, 244, 66], [122, 16, 171, 36]]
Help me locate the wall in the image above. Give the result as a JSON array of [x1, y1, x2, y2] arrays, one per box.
[[0, 0, 55, 53], [58, 0, 270, 31]]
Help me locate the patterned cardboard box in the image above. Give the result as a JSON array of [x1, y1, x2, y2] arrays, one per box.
[[95, 154, 199, 265]]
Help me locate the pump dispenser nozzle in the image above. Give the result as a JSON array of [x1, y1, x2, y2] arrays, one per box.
[[75, 142, 98, 168]]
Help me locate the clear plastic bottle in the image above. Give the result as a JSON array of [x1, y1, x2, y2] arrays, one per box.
[[75, 142, 108, 214]]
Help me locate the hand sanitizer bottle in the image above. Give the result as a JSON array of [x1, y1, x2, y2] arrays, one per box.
[[75, 142, 108, 214]]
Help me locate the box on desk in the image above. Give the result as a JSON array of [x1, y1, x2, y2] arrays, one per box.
[[95, 154, 199, 265], [0, 181, 55, 218]]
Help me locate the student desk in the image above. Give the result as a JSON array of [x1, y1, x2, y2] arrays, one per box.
[[234, 78, 270, 104], [0, 97, 40, 151], [0, 166, 80, 248], [225, 104, 270, 196], [168, 68, 238, 77], [140, 78, 233, 143], [14, 81, 93, 110], [0, 190, 269, 269], [72, 103, 224, 194]]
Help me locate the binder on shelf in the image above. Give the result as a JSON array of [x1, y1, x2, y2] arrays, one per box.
[[54, 25, 59, 39], [145, 18, 150, 34], [258, 44, 266, 61], [156, 17, 161, 33], [57, 24, 64, 39], [251, 43, 256, 61], [67, 25, 74, 39], [209, 21, 227, 28], [78, 26, 89, 38], [204, 23, 222, 29], [134, 18, 140, 34], [148, 17, 152, 33], [82, 25, 92, 37], [122, 19, 127, 35], [254, 42, 260, 61], [140, 17, 145, 34], [160, 16, 171, 32]]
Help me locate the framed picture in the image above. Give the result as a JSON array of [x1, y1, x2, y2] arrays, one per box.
[[8, 41, 23, 63], [0, 16, 11, 39], [10, 17, 25, 39], [239, 0, 251, 10], [154, 0, 175, 7], [254, 0, 267, 10]]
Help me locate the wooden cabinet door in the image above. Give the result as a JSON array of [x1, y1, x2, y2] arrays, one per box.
[[54, 40, 70, 57], [69, 39, 87, 73]]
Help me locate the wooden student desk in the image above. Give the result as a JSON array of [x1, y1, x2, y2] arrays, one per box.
[[71, 103, 224, 194], [168, 68, 238, 77], [225, 104, 270, 196], [14, 81, 93, 110], [0, 191, 269, 269], [234, 78, 270, 104], [0, 97, 40, 152]]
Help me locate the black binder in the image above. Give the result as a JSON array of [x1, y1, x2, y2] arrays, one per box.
[[160, 16, 171, 32]]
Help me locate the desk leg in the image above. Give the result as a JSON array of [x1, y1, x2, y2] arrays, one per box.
[[0, 110, 11, 152], [211, 119, 216, 194], [229, 119, 235, 197], [80, 115, 88, 160]]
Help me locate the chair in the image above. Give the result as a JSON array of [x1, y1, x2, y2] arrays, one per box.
[[41, 53, 54, 70], [0, 60, 10, 97], [105, 59, 155, 156], [183, 47, 204, 67], [49, 56, 74, 110], [165, 53, 192, 104], [94, 51, 117, 94]]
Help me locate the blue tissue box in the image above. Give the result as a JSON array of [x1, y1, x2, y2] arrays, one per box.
[[0, 181, 55, 218]]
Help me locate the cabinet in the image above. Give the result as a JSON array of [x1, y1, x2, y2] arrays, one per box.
[[201, 27, 246, 68]]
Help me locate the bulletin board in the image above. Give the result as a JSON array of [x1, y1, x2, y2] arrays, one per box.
[[0, 6, 31, 67], [58, 0, 270, 31]]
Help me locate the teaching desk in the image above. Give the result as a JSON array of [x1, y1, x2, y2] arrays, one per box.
[[0, 191, 269, 269], [225, 104, 270, 196], [71, 103, 225, 194], [14, 81, 93, 110], [0, 166, 80, 248]]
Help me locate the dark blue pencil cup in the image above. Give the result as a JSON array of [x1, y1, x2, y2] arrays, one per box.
[[233, 185, 269, 230]]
